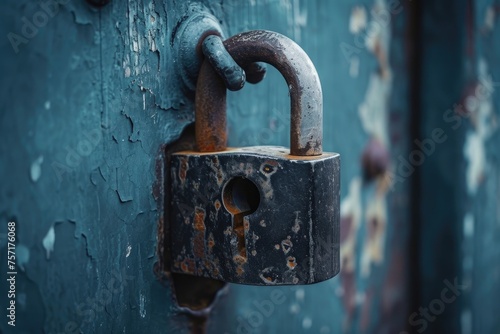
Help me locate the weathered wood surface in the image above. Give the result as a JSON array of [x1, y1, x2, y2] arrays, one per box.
[[1, 0, 497, 333]]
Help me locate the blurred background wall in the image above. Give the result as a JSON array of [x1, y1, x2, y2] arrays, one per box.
[[0, 0, 499, 333]]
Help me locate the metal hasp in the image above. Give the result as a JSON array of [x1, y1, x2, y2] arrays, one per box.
[[169, 30, 340, 285]]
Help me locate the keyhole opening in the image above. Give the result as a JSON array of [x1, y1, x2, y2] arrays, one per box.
[[223, 177, 260, 214], [222, 177, 260, 259]]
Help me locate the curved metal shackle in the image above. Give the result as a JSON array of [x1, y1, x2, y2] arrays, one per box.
[[195, 30, 323, 156]]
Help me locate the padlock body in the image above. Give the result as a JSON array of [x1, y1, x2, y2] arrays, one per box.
[[169, 146, 340, 285]]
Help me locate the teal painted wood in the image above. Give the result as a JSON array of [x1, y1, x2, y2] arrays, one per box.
[[418, 0, 500, 333], [0, 1, 191, 333], [417, 1, 469, 332], [0, 0, 415, 333], [467, 1, 500, 333]]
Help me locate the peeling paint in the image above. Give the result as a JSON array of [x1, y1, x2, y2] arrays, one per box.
[[464, 58, 498, 195], [361, 191, 387, 277], [295, 288, 305, 302], [339, 177, 362, 273], [30, 155, 44, 182], [349, 6, 367, 34], [139, 293, 146, 318], [358, 73, 391, 146], [16, 244, 30, 271], [302, 316, 312, 329], [339, 0, 393, 326], [463, 212, 475, 271], [42, 225, 55, 260]]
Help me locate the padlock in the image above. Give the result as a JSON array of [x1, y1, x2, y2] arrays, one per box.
[[169, 30, 340, 285]]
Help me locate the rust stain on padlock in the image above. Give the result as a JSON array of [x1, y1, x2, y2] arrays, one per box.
[[195, 30, 323, 156], [194, 207, 206, 231], [180, 258, 196, 274], [170, 30, 340, 285], [207, 233, 215, 251], [209, 156, 225, 186], [193, 208, 206, 259], [286, 256, 297, 270], [179, 157, 189, 183]]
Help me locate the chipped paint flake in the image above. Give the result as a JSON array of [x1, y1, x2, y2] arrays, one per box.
[[340, 177, 362, 272], [464, 58, 498, 195], [463, 213, 474, 238], [295, 288, 305, 302], [349, 6, 367, 34], [30, 155, 44, 182], [361, 192, 387, 277], [358, 73, 391, 146], [292, 211, 301, 233], [17, 244, 30, 271], [126, 245, 132, 257], [42, 225, 55, 260], [464, 132, 485, 195], [139, 293, 146, 318], [289, 302, 300, 314], [302, 316, 312, 329]]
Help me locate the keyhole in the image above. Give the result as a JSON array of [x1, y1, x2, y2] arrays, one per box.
[[222, 177, 260, 259]]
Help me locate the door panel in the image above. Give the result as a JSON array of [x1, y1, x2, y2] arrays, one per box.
[[1, 0, 498, 333]]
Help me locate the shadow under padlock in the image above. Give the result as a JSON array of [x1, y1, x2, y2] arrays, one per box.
[[168, 30, 340, 286]]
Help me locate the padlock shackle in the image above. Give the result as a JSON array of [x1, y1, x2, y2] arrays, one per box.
[[195, 30, 323, 156]]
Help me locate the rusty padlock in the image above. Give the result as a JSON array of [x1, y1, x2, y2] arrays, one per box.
[[169, 30, 340, 285]]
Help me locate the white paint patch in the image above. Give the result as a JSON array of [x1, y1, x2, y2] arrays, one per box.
[[30, 156, 44, 182], [464, 58, 497, 195], [302, 316, 312, 329], [340, 177, 363, 272], [42, 225, 55, 260], [295, 288, 305, 302], [358, 73, 391, 146], [126, 245, 132, 257], [463, 213, 475, 238], [462, 212, 475, 272], [464, 132, 485, 195], [366, 0, 391, 53], [139, 293, 146, 318], [349, 6, 367, 34], [484, 6, 496, 31], [361, 192, 387, 277], [355, 291, 366, 305], [16, 244, 30, 271], [349, 56, 360, 78], [44, 101, 51, 110], [289, 302, 300, 314], [340, 177, 363, 219]]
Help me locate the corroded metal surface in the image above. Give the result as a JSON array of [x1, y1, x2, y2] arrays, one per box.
[[169, 146, 340, 285], [201, 35, 246, 91], [196, 30, 323, 156]]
